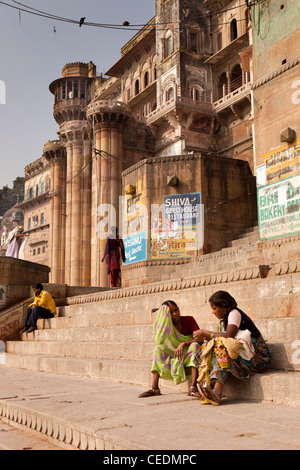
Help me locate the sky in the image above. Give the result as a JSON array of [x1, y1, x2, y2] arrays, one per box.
[[0, 0, 155, 189]]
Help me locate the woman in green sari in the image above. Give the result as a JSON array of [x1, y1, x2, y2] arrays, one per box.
[[138, 301, 201, 398]]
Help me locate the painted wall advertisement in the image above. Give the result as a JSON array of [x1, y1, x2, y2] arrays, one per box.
[[123, 179, 147, 265], [263, 140, 300, 184], [258, 173, 300, 240], [151, 192, 202, 259], [0, 300, 31, 341]]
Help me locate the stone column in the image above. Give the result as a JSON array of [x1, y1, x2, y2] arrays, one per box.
[[70, 136, 83, 286], [59, 128, 92, 286], [43, 140, 67, 284], [82, 135, 92, 286], [64, 140, 73, 285], [86, 100, 130, 286]]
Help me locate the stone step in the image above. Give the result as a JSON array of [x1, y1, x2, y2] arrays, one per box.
[[12, 314, 300, 371], [244, 226, 259, 234], [175, 232, 300, 281], [3, 353, 300, 408], [57, 305, 155, 325], [4, 354, 151, 385], [56, 269, 300, 323], [6, 339, 299, 372], [6, 340, 154, 362], [224, 369, 300, 408], [228, 233, 259, 247], [27, 314, 300, 348], [38, 315, 300, 342], [22, 323, 155, 342]]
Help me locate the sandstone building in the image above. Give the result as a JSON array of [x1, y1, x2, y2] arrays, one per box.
[[9, 0, 299, 287]]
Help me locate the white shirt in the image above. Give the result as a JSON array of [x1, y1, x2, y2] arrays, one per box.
[[227, 309, 242, 328]]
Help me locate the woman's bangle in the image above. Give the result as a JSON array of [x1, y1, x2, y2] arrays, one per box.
[[184, 341, 191, 347], [209, 332, 214, 340]]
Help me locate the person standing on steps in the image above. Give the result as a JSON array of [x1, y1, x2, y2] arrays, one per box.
[[102, 226, 126, 288], [20, 283, 56, 334], [138, 300, 202, 398]]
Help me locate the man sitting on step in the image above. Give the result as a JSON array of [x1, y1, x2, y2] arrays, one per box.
[[20, 283, 57, 334]]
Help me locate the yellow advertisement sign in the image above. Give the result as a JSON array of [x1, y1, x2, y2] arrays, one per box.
[[264, 140, 300, 184], [151, 193, 202, 259]]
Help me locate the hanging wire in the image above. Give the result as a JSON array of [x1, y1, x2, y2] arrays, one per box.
[[2, 0, 266, 31]]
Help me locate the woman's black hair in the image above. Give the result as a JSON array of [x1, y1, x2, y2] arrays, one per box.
[[208, 291, 237, 312], [162, 300, 178, 308]]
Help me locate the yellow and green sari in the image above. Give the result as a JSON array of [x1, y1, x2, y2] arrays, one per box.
[[150, 305, 201, 385]]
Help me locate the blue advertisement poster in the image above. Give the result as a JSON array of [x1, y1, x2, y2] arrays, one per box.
[[124, 231, 147, 265], [123, 178, 147, 265]]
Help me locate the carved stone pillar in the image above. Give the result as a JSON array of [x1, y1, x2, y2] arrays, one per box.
[[59, 123, 92, 286], [86, 100, 130, 286], [82, 136, 92, 286], [43, 140, 66, 284]]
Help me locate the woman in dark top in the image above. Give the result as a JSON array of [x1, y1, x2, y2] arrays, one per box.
[[138, 300, 201, 398], [193, 291, 272, 405]]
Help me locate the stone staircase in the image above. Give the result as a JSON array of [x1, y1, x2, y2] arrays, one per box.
[[3, 227, 300, 408]]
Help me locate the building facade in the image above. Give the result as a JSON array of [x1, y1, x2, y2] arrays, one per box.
[[13, 0, 299, 287], [251, 0, 300, 241], [15, 154, 52, 265]]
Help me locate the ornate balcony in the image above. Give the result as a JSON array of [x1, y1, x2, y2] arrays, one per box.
[[213, 73, 251, 122], [144, 89, 213, 127]]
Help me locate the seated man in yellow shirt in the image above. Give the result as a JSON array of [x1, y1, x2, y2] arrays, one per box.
[[20, 283, 56, 334]]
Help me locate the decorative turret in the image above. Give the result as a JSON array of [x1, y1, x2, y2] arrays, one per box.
[[49, 62, 96, 126]]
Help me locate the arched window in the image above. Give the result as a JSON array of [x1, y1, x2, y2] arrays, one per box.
[[80, 81, 86, 99], [144, 71, 149, 88], [217, 32, 222, 51], [135, 79, 140, 96], [165, 31, 173, 58], [218, 72, 228, 99], [27, 186, 33, 200], [45, 176, 51, 192], [189, 30, 199, 53], [61, 82, 66, 100], [230, 64, 242, 91], [67, 81, 72, 99], [125, 77, 131, 102], [230, 19, 237, 41], [190, 86, 203, 101], [166, 87, 175, 101]]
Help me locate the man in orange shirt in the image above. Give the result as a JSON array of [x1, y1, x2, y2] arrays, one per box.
[[20, 283, 56, 334]]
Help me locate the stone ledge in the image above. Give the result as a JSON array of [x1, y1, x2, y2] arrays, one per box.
[[0, 401, 127, 450], [66, 259, 300, 306]]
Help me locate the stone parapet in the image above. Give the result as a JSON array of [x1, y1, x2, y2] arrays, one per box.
[[86, 99, 131, 126], [0, 257, 49, 292], [63, 258, 300, 318], [0, 258, 49, 312]]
